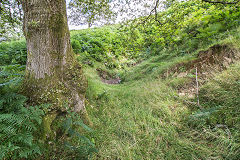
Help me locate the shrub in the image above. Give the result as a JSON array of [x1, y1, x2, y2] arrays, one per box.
[[0, 40, 27, 66]]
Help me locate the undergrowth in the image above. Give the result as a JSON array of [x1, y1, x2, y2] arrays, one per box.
[[0, 65, 43, 159], [0, 66, 96, 159], [189, 62, 240, 160]]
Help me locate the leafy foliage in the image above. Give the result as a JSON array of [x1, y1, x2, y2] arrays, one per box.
[[59, 111, 97, 159], [71, 26, 143, 68], [68, 0, 115, 27], [136, 0, 240, 55], [0, 0, 23, 40], [0, 40, 27, 65], [0, 65, 44, 160], [0, 64, 96, 159], [70, 0, 240, 70]]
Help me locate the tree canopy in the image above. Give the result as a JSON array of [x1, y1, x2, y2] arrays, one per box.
[[0, 0, 22, 39], [1, 0, 240, 32]]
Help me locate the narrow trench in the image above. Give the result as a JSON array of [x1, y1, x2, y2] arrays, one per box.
[[96, 68, 121, 84]]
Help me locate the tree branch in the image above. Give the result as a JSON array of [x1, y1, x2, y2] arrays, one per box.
[[154, 0, 162, 25], [138, 0, 163, 26], [202, 0, 240, 4]]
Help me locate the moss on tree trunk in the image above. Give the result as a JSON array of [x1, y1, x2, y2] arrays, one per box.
[[21, 0, 88, 140]]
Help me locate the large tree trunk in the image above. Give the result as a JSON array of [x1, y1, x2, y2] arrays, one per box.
[[21, 0, 87, 112]]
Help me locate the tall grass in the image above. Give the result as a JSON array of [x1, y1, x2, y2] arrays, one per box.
[[82, 26, 240, 159]]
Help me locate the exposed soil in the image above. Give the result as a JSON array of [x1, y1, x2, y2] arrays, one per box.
[[164, 44, 240, 98], [96, 68, 121, 84]]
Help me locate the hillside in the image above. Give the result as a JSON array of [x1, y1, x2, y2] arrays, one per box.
[[0, 1, 240, 159], [82, 26, 240, 159]]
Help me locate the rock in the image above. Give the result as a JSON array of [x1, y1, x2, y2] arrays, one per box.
[[179, 92, 185, 96], [177, 72, 188, 78]]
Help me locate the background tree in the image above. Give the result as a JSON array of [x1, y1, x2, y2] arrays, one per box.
[[68, 0, 116, 28], [0, 0, 23, 40], [67, 0, 167, 27]]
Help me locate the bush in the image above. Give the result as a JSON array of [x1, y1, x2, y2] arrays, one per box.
[[70, 26, 141, 68], [0, 40, 27, 66]]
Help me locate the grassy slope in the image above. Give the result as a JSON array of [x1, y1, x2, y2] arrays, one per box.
[[82, 27, 240, 159], [86, 69, 209, 159]]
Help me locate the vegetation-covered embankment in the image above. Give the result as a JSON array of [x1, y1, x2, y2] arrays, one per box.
[[1, 0, 240, 159], [84, 26, 240, 159]]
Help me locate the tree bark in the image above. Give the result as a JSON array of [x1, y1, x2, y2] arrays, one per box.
[[20, 0, 87, 112]]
